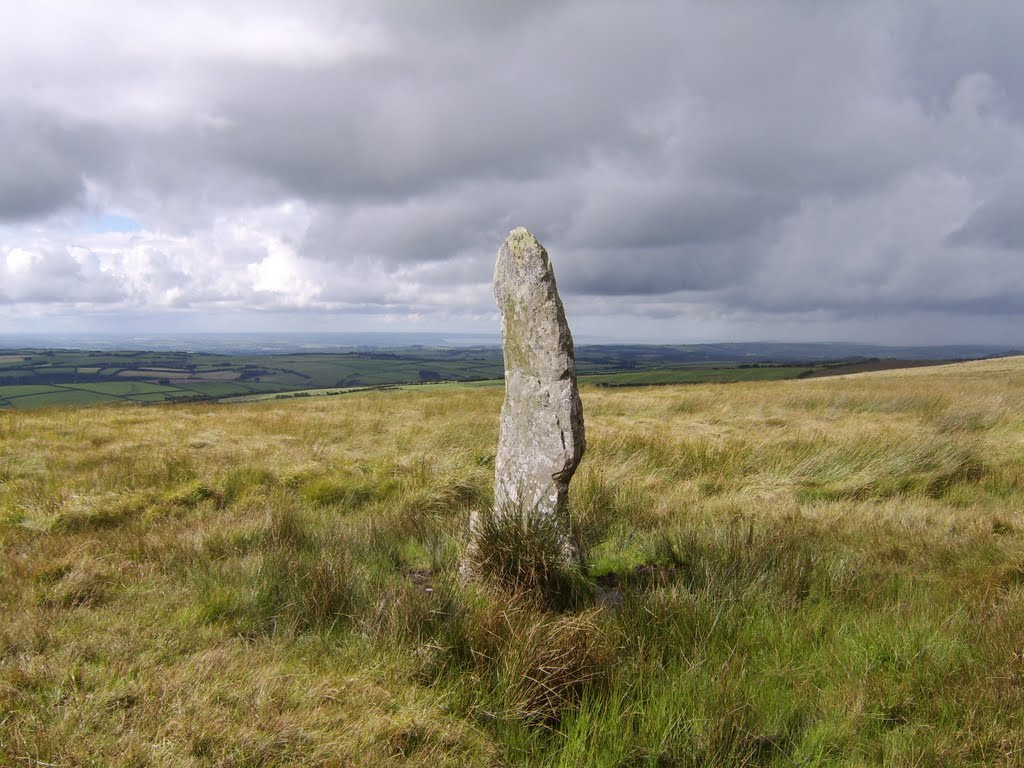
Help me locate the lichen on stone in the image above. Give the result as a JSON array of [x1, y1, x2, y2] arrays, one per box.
[[485, 227, 585, 564]]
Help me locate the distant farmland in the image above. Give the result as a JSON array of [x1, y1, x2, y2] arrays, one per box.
[[0, 346, 982, 409]]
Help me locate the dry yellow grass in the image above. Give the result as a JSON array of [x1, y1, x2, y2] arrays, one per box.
[[1, 357, 1023, 765]]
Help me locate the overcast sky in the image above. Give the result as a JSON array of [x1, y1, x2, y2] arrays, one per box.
[[1, 1, 1022, 344]]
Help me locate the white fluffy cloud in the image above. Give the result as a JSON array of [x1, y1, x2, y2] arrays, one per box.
[[0, 0, 1022, 343]]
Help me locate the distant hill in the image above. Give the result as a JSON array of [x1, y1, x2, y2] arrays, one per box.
[[574, 342, 1023, 366], [0, 332, 498, 354], [2, 339, 1018, 409], [0, 333, 1018, 360]]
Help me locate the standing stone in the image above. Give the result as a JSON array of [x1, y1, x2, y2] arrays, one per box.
[[490, 227, 585, 562]]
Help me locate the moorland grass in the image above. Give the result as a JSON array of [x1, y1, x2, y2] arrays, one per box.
[[1, 357, 1023, 766]]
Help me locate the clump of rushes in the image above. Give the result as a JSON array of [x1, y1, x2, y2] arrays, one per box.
[[376, 582, 616, 729], [466, 505, 594, 611], [494, 604, 613, 727]]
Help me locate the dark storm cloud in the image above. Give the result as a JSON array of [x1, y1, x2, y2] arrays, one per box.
[[900, 1, 1024, 121], [0, 0, 1022, 341], [0, 114, 111, 220], [558, 241, 761, 297], [949, 200, 1024, 250], [563, 182, 788, 251], [947, 168, 1024, 250], [201, 1, 678, 207], [301, 195, 507, 267]]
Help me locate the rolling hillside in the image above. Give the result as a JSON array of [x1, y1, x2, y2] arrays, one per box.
[[2, 357, 1023, 765]]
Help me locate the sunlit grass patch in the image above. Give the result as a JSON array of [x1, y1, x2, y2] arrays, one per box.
[[794, 432, 987, 502]]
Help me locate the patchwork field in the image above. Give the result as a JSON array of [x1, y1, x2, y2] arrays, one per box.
[[0, 347, 968, 409], [2, 357, 1023, 765]]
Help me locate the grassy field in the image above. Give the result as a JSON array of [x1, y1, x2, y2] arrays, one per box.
[[2, 357, 1023, 766], [582, 364, 814, 387], [218, 369, 820, 404], [216, 365, 940, 405]]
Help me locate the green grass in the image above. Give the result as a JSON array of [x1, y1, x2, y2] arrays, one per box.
[[223, 386, 369, 403], [1, 357, 1023, 765], [67, 381, 182, 396], [0, 384, 69, 398], [124, 392, 189, 403], [174, 382, 260, 397], [0, 382, 260, 408], [4, 389, 122, 407]]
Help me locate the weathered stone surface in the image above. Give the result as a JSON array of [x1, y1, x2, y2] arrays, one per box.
[[490, 227, 585, 560]]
